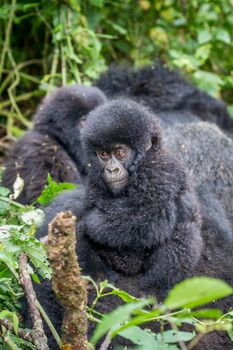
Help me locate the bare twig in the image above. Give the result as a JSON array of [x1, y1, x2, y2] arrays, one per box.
[[187, 332, 205, 350], [99, 332, 111, 350], [0, 318, 33, 342], [47, 211, 88, 350], [169, 321, 187, 350], [19, 252, 49, 350]]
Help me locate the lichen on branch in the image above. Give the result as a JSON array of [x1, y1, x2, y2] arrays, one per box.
[[47, 211, 88, 350]]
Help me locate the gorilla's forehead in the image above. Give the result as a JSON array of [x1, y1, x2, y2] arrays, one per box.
[[82, 99, 156, 152]]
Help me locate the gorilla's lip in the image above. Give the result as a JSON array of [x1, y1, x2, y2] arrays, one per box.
[[109, 177, 128, 185]]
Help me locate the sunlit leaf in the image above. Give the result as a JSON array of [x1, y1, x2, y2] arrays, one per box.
[[37, 174, 77, 206], [165, 277, 233, 310]]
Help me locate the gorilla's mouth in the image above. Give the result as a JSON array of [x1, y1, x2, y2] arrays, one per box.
[[109, 177, 128, 186]]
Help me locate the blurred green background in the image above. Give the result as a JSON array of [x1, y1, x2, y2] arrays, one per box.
[[0, 0, 232, 142]]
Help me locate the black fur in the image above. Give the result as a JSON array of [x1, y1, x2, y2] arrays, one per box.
[[165, 122, 233, 230], [2, 85, 107, 204], [33, 100, 233, 349], [95, 63, 233, 132]]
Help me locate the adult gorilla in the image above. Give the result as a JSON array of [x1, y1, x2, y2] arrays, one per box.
[[2, 85, 107, 204], [95, 63, 233, 132], [34, 100, 233, 349]]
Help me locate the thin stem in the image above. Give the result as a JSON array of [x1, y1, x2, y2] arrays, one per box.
[[36, 300, 61, 348], [169, 321, 187, 350], [99, 333, 111, 350], [47, 46, 59, 95], [187, 332, 205, 350], [61, 45, 67, 86], [2, 333, 20, 350], [0, 319, 32, 342], [7, 50, 31, 129], [0, 59, 42, 95], [0, 0, 16, 83], [0, 90, 44, 109], [0, 196, 25, 209]]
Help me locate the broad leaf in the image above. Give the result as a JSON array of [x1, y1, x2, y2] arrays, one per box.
[[165, 277, 233, 310]]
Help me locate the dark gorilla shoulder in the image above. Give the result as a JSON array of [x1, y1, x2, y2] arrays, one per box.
[[95, 63, 233, 132], [2, 85, 106, 204]]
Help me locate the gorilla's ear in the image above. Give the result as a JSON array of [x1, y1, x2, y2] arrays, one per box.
[[150, 118, 162, 148], [145, 140, 152, 151]]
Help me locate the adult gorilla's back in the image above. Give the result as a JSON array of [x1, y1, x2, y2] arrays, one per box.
[[95, 63, 233, 131], [165, 122, 233, 228]]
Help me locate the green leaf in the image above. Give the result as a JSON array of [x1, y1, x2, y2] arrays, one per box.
[[215, 29, 231, 44], [110, 22, 127, 35], [119, 326, 179, 349], [119, 326, 156, 345], [197, 29, 212, 45], [89, 0, 104, 7], [91, 300, 150, 345], [106, 283, 141, 303], [21, 209, 44, 227], [193, 70, 224, 97], [0, 310, 13, 318], [227, 105, 233, 118], [164, 277, 233, 310], [190, 309, 223, 319], [195, 44, 211, 65], [37, 174, 77, 205], [170, 51, 200, 71], [31, 273, 41, 284], [135, 341, 179, 350], [0, 187, 10, 197], [157, 330, 195, 343], [12, 312, 19, 335]]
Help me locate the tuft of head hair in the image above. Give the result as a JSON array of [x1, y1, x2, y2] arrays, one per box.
[[82, 99, 161, 155], [34, 85, 107, 129]]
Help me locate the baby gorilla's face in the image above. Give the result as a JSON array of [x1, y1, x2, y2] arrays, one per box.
[[96, 144, 135, 194]]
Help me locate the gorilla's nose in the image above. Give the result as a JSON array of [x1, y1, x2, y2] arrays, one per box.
[[105, 165, 120, 174]]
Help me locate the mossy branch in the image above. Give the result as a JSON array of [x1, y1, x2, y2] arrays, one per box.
[[47, 211, 88, 350]]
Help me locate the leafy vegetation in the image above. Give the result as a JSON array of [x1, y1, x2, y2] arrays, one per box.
[[0, 0, 232, 142], [88, 277, 233, 349], [37, 174, 77, 206]]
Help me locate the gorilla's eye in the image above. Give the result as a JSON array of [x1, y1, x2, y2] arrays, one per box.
[[99, 151, 110, 159], [115, 148, 126, 160]]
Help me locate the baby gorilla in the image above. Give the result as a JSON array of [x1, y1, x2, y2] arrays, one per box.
[[35, 100, 233, 349], [2, 85, 107, 204]]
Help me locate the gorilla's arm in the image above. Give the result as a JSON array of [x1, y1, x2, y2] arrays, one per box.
[[36, 187, 86, 239]]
